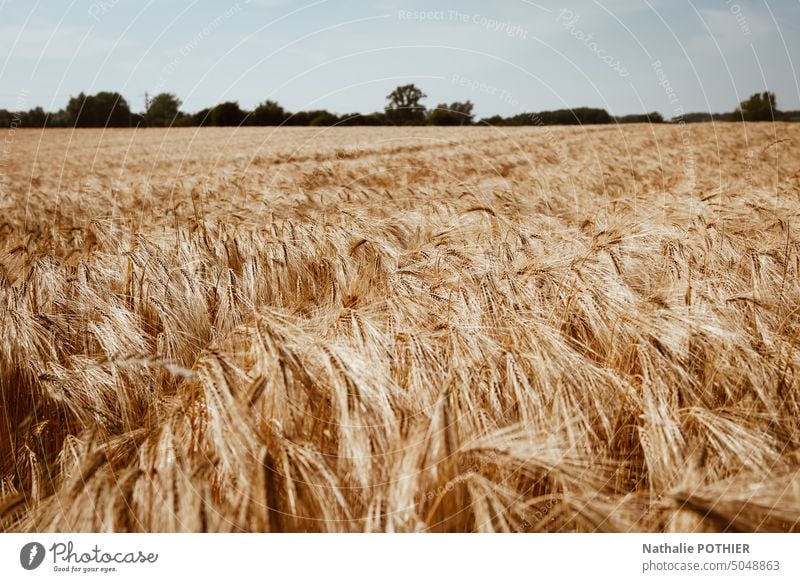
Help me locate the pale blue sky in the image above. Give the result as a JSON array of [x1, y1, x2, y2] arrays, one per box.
[[1, 0, 798, 118]]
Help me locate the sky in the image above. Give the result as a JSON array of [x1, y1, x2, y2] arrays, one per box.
[[0, 0, 799, 119]]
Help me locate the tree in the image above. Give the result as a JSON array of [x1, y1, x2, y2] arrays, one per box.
[[616, 112, 664, 124], [737, 91, 777, 121], [284, 109, 336, 126], [210, 101, 246, 126], [95, 92, 131, 126], [46, 109, 69, 127], [19, 107, 48, 128], [336, 112, 387, 126], [65, 91, 132, 127], [428, 101, 474, 126], [65, 93, 87, 127], [146, 93, 182, 127], [356, 112, 388, 125], [385, 84, 427, 125], [478, 115, 506, 126], [249, 100, 287, 126], [537, 107, 612, 125], [309, 111, 340, 126], [450, 101, 474, 124], [191, 108, 212, 126]]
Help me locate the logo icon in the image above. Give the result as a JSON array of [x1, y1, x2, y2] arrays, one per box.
[[20, 542, 46, 570]]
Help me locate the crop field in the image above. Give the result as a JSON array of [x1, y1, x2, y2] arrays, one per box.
[[1, 124, 799, 532]]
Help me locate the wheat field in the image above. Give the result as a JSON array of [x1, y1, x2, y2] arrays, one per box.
[[1, 124, 798, 532]]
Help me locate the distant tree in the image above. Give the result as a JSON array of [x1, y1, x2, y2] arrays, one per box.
[[146, 93, 182, 127], [539, 107, 612, 125], [94, 92, 132, 126], [385, 84, 427, 125], [737, 91, 777, 121], [478, 115, 506, 126], [309, 111, 340, 126], [427, 104, 450, 126], [358, 112, 388, 125], [428, 101, 474, 126], [0, 109, 11, 127], [283, 110, 333, 126], [673, 112, 735, 123], [130, 112, 146, 127], [478, 107, 613, 126], [26, 107, 48, 127], [335, 113, 363, 126], [210, 101, 246, 126], [170, 114, 193, 127], [190, 108, 212, 126], [283, 111, 310, 126], [65, 92, 87, 126], [337, 112, 387, 126], [616, 112, 664, 124], [249, 100, 287, 126], [65, 91, 132, 127], [31, 107, 67, 127]]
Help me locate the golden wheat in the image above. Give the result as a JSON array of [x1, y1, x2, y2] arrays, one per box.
[[1, 124, 798, 532]]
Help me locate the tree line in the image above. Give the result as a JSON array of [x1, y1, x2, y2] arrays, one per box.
[[1, 85, 795, 129]]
